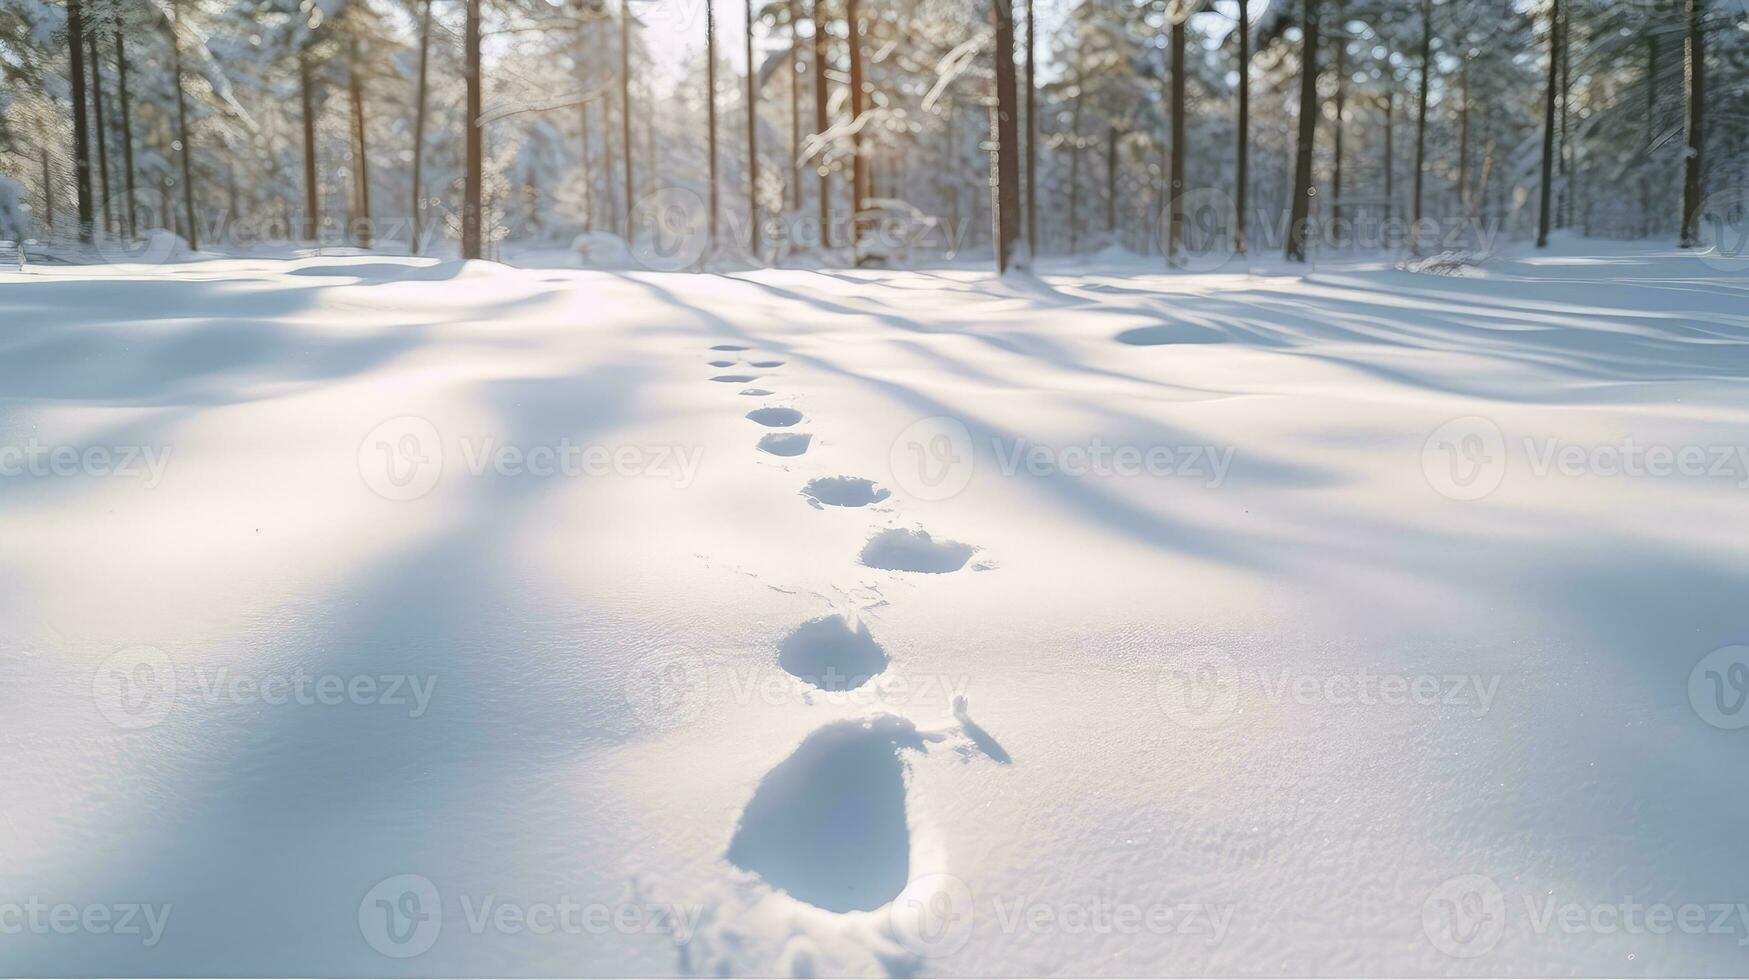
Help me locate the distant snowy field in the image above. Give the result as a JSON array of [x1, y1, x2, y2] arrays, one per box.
[[3, 240, 1748, 976]]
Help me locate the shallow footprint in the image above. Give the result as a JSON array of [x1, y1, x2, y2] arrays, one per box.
[[708, 359, 738, 368], [779, 615, 888, 691], [710, 374, 761, 383], [758, 432, 812, 457], [726, 717, 922, 913], [710, 344, 750, 351], [746, 407, 804, 428], [739, 388, 774, 397], [749, 359, 785, 368], [802, 477, 891, 508], [859, 528, 974, 573]]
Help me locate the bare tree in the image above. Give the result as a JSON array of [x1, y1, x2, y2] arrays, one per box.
[[116, 32, 138, 238], [88, 27, 113, 235], [746, 0, 761, 256], [1679, 0, 1705, 248], [412, 0, 432, 253], [812, 0, 830, 246], [991, 0, 1021, 272], [1234, 0, 1249, 255], [1285, 0, 1320, 262], [464, 0, 483, 258], [1410, 0, 1431, 256], [170, 0, 199, 249], [1537, 0, 1559, 248], [67, 0, 95, 243], [707, 0, 719, 248]]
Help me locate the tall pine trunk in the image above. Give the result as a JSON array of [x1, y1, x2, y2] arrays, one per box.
[[1235, 0, 1249, 255], [846, 0, 866, 250], [1679, 0, 1705, 247], [706, 0, 718, 248], [412, 0, 431, 253], [1331, 8, 1345, 233], [1457, 55, 1470, 214], [299, 47, 319, 242], [1024, 0, 1036, 257], [348, 36, 371, 248], [463, 0, 483, 258], [1411, 0, 1431, 256], [1285, 0, 1320, 262], [991, 0, 1020, 272], [116, 32, 137, 238], [1383, 90, 1394, 222], [170, 0, 198, 249], [618, 3, 633, 233], [89, 30, 113, 235], [788, 0, 801, 211], [1642, 36, 1657, 237], [1537, 0, 1560, 248], [812, 0, 830, 247], [745, 0, 761, 257], [67, 0, 94, 243], [1168, 17, 1185, 265], [1105, 126, 1118, 233]]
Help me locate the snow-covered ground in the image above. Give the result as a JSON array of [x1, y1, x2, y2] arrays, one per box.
[[3, 240, 1748, 976]]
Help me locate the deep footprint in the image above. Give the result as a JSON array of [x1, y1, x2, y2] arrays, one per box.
[[859, 528, 975, 573], [710, 374, 761, 383], [778, 615, 888, 691], [802, 476, 891, 508], [726, 717, 922, 912], [758, 432, 812, 457], [746, 407, 804, 427]]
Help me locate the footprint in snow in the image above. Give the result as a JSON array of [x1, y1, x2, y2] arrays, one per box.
[[802, 476, 890, 508], [859, 528, 975, 573], [749, 359, 785, 368], [710, 344, 750, 351], [778, 615, 888, 691], [758, 432, 812, 457], [708, 359, 739, 368], [746, 407, 803, 428], [710, 374, 761, 383], [738, 388, 774, 397], [726, 716, 925, 913]]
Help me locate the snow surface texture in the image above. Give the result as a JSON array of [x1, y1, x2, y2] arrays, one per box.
[[2, 239, 1748, 976]]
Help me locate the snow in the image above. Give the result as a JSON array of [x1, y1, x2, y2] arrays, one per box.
[[2, 239, 1748, 975]]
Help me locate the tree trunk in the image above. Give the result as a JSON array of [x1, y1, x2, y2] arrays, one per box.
[[170, 0, 198, 250], [1105, 126, 1118, 233], [88, 29, 113, 235], [348, 36, 371, 248], [299, 47, 319, 242], [67, 0, 94, 243], [812, 0, 830, 247], [412, 0, 431, 253], [618, 3, 633, 235], [1331, 8, 1345, 232], [746, 0, 761, 257], [116, 32, 137, 238], [1068, 95, 1082, 254], [1679, 0, 1705, 247], [991, 0, 1020, 272], [1558, 0, 1570, 228], [1168, 16, 1185, 265], [1642, 35, 1657, 237], [1024, 0, 1037, 257], [846, 0, 866, 250], [1537, 0, 1560, 247], [1383, 90, 1394, 223], [1457, 54, 1470, 214], [41, 146, 54, 231], [706, 0, 719, 247], [1411, 0, 1431, 256], [1285, 0, 1320, 262], [1235, 0, 1249, 255], [789, 0, 801, 211], [464, 0, 483, 258]]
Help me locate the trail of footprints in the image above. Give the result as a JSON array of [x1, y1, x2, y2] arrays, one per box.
[[697, 342, 998, 921]]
